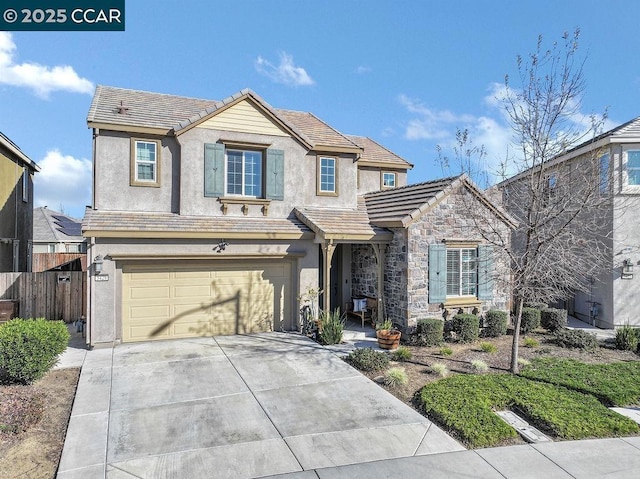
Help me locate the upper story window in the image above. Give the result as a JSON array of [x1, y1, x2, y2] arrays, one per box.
[[446, 248, 477, 297], [22, 167, 28, 202], [226, 149, 263, 197], [382, 171, 396, 188], [318, 156, 337, 195], [627, 150, 640, 186], [599, 153, 610, 196], [131, 139, 161, 187]]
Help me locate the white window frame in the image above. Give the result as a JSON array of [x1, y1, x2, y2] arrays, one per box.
[[130, 138, 161, 187], [317, 156, 337, 196], [599, 153, 610, 196], [225, 149, 263, 198], [382, 171, 397, 189], [621, 146, 640, 193], [446, 247, 478, 297]]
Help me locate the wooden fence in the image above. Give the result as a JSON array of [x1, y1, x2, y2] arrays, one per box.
[[0, 271, 86, 322]]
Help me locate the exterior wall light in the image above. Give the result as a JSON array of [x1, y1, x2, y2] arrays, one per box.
[[622, 258, 634, 279], [94, 254, 104, 274]]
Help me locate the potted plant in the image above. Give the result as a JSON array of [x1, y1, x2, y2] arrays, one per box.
[[376, 319, 401, 350]]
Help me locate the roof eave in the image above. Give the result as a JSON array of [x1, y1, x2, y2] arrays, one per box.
[[88, 121, 170, 136], [82, 229, 313, 240], [357, 160, 413, 170]]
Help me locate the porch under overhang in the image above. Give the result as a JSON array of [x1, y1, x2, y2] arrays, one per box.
[[294, 207, 392, 315]]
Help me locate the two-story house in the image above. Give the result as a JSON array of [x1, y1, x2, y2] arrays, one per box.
[[499, 117, 640, 329], [0, 131, 39, 272], [84, 86, 513, 346]]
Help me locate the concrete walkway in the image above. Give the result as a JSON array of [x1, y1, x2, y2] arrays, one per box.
[[55, 329, 640, 478], [56, 333, 463, 478]]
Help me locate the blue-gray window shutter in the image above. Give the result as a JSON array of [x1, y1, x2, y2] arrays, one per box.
[[477, 244, 494, 300], [204, 143, 225, 197], [428, 243, 446, 304], [265, 149, 284, 200]]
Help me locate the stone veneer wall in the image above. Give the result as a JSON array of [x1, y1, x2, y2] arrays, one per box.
[[351, 186, 511, 331]]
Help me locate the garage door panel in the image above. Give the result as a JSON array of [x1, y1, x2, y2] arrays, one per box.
[[122, 261, 291, 342]]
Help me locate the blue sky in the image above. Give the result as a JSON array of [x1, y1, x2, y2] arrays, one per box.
[[1, 0, 640, 219]]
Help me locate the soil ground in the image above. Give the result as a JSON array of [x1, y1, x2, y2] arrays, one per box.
[[0, 368, 80, 479]]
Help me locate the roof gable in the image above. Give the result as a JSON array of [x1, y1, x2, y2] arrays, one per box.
[[195, 99, 290, 137], [365, 175, 516, 229]]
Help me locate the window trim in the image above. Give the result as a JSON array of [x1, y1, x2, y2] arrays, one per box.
[[622, 146, 640, 193], [224, 148, 264, 198], [317, 155, 338, 196], [381, 171, 397, 189], [446, 247, 478, 298], [22, 167, 28, 202], [130, 138, 161, 187], [599, 152, 610, 197]]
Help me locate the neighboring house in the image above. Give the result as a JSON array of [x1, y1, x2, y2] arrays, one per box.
[[32, 207, 87, 272], [499, 117, 640, 328], [83, 86, 512, 346], [0, 131, 39, 272]]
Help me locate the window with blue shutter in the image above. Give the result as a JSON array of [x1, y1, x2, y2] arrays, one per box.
[[204, 143, 225, 197], [428, 243, 447, 303], [265, 149, 284, 200]]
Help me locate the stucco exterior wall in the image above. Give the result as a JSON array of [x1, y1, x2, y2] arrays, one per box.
[[357, 167, 407, 195], [93, 131, 179, 213], [612, 194, 640, 327]]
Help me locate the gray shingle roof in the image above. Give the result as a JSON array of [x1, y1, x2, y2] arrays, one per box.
[[364, 176, 462, 226], [0, 131, 39, 172], [294, 207, 392, 241], [82, 209, 312, 239], [87, 85, 410, 165], [33, 207, 84, 242]]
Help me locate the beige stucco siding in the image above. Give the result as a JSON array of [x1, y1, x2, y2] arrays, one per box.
[[93, 131, 178, 213], [357, 167, 407, 195]]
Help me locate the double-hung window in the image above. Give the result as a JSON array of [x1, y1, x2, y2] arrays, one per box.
[[131, 139, 160, 186], [318, 156, 337, 195], [429, 243, 493, 304], [226, 149, 263, 197], [446, 248, 478, 297]]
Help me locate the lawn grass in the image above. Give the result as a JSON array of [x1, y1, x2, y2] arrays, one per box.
[[419, 373, 639, 448], [520, 358, 640, 406]]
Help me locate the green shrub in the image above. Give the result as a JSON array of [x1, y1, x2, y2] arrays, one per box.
[[520, 307, 541, 334], [318, 309, 344, 345], [391, 345, 412, 361], [483, 310, 508, 337], [522, 337, 539, 348], [452, 314, 479, 343], [410, 318, 444, 346], [384, 367, 408, 388], [541, 308, 568, 332], [615, 325, 640, 352], [439, 346, 453, 356], [480, 342, 498, 354], [344, 348, 389, 372], [553, 328, 598, 351], [0, 318, 70, 384]]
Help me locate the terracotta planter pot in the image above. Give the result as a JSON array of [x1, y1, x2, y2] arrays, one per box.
[[376, 330, 401, 350]]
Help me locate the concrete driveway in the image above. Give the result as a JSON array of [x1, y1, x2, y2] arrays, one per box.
[[57, 333, 463, 478]]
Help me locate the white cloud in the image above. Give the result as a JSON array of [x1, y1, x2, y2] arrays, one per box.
[[255, 52, 314, 87], [34, 150, 92, 219], [0, 32, 93, 98], [398, 94, 475, 140], [355, 65, 371, 74]]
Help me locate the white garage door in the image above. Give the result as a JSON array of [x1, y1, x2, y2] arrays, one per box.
[[122, 261, 292, 342]]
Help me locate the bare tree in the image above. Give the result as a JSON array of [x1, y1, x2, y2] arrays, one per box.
[[441, 29, 611, 373]]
